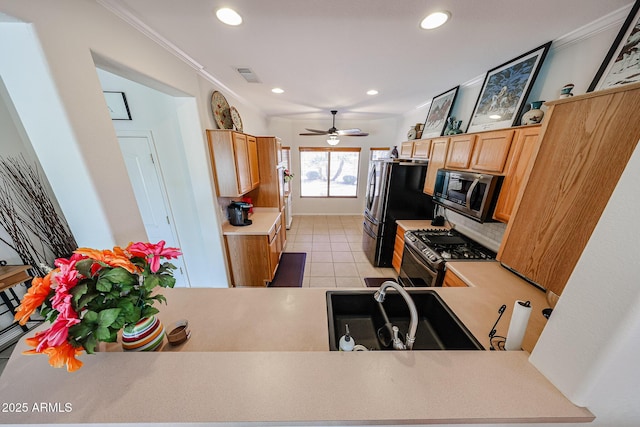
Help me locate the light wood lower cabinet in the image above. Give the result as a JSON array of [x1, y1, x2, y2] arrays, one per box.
[[225, 214, 283, 287], [442, 270, 468, 288], [392, 224, 407, 274]]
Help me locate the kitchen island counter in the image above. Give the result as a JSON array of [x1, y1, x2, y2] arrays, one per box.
[[0, 286, 592, 425]]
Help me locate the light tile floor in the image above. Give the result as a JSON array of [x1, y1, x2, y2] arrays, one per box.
[[284, 215, 398, 288]]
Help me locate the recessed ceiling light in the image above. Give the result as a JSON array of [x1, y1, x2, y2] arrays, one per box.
[[366, 89, 379, 96], [420, 11, 450, 30], [216, 8, 242, 26], [271, 88, 284, 94]]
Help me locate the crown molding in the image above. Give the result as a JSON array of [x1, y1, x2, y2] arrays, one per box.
[[96, 0, 246, 103]]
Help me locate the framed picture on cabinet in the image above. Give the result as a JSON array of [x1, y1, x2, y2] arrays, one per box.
[[467, 41, 551, 133], [103, 91, 132, 120], [421, 86, 459, 138], [588, 0, 640, 92]]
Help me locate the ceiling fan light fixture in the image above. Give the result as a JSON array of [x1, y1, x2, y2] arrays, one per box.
[[216, 8, 243, 26], [327, 136, 340, 146], [420, 11, 450, 30], [367, 89, 379, 96]]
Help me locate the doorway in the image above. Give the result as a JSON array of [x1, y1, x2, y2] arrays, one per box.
[[117, 130, 189, 287]]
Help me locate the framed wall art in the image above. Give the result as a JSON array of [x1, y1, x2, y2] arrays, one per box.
[[421, 86, 459, 138], [103, 91, 132, 120], [588, 0, 640, 92], [467, 41, 551, 133]]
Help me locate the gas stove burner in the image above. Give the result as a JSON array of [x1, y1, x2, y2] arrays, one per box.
[[404, 228, 496, 264]]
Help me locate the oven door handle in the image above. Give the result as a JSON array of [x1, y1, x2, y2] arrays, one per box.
[[404, 244, 438, 275], [466, 177, 481, 210]]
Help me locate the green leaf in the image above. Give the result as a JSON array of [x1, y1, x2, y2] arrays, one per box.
[[77, 291, 99, 308], [141, 306, 159, 318], [143, 274, 161, 291], [96, 278, 112, 292], [100, 267, 137, 286], [97, 308, 121, 328], [68, 322, 92, 340], [94, 326, 111, 341], [152, 294, 167, 305], [75, 259, 94, 277], [70, 282, 88, 305], [83, 310, 98, 324], [84, 335, 97, 354], [158, 275, 176, 289]]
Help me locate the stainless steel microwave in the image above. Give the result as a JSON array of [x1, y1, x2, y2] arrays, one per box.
[[432, 169, 503, 222]]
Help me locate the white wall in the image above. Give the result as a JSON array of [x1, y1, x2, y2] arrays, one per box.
[[268, 115, 401, 215], [0, 0, 268, 288]]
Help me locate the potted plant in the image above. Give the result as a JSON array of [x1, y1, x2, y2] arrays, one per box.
[[14, 240, 181, 371]]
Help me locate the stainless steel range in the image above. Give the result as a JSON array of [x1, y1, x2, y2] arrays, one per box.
[[398, 228, 496, 287]]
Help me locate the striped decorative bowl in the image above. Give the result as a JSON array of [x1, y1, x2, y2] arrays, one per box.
[[121, 316, 165, 352]]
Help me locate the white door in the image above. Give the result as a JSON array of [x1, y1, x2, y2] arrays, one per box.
[[117, 131, 189, 287]]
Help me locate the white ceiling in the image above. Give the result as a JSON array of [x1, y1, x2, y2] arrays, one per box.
[[101, 0, 632, 121]]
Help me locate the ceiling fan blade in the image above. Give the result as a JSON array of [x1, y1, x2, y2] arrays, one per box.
[[337, 128, 366, 135], [304, 128, 329, 134], [343, 132, 369, 137], [299, 132, 329, 136]]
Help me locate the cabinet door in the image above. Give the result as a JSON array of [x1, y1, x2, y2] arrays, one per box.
[[498, 87, 640, 296], [246, 135, 260, 190], [232, 132, 252, 194], [392, 224, 406, 274], [423, 137, 449, 195], [493, 126, 541, 223], [470, 130, 515, 173], [399, 141, 414, 158], [269, 224, 282, 279], [445, 134, 477, 169], [412, 139, 431, 159], [442, 270, 468, 287]]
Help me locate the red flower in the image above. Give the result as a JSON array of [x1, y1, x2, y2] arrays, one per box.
[[127, 240, 181, 273]]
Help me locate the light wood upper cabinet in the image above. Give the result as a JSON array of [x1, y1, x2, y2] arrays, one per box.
[[445, 134, 477, 169], [412, 139, 432, 159], [423, 137, 449, 195], [470, 129, 515, 173], [399, 141, 414, 158], [207, 130, 260, 197], [248, 136, 285, 211], [493, 126, 541, 223], [498, 84, 640, 296], [246, 135, 260, 189]]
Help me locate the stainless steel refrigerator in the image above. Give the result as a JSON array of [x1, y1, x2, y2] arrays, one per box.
[[362, 160, 434, 267]]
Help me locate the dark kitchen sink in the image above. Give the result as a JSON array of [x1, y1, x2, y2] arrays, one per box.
[[326, 289, 483, 351]]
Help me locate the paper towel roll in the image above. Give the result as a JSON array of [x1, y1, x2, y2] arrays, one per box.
[[505, 300, 532, 351]]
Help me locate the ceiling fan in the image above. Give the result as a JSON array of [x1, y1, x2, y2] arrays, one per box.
[[299, 110, 369, 137]]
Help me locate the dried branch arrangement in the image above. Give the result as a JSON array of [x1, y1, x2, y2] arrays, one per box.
[[0, 155, 77, 275]]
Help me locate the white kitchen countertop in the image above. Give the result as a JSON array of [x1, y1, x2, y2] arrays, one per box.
[[0, 284, 593, 425]]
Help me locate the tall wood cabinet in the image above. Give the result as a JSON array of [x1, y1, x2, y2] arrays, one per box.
[[207, 130, 260, 197], [498, 83, 640, 296]]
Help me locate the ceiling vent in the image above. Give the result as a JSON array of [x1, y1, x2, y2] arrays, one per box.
[[236, 67, 260, 83]]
